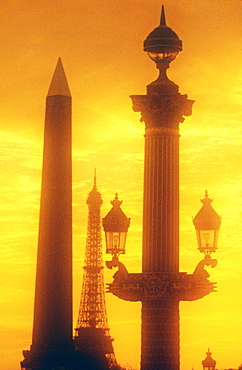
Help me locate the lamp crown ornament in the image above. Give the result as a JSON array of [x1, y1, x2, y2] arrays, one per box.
[[134, 4, 194, 106], [143, 4, 182, 63], [111, 193, 123, 208]]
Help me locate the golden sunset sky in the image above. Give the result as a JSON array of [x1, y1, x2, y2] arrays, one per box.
[[0, 1, 242, 369]]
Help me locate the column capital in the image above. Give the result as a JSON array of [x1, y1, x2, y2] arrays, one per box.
[[130, 93, 194, 129]]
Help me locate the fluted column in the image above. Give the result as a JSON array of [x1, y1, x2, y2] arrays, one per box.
[[141, 121, 179, 370], [143, 126, 179, 273], [141, 104, 180, 370], [142, 300, 180, 370], [131, 84, 193, 370]]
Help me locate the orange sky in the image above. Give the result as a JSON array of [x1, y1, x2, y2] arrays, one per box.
[[0, 1, 242, 369]]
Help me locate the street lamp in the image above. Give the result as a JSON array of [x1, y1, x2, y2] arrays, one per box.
[[193, 190, 221, 256], [192, 191, 221, 277], [102, 194, 130, 269], [105, 6, 219, 370]]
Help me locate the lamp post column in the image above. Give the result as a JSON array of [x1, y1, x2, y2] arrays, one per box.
[[142, 106, 180, 273], [104, 7, 219, 370], [131, 76, 193, 370], [131, 7, 193, 370], [141, 119, 180, 370]]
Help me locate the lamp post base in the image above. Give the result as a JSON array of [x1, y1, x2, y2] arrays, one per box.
[[141, 299, 179, 370]]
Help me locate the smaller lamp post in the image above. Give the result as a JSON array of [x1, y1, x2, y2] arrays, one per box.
[[202, 348, 216, 370], [102, 194, 130, 270], [193, 191, 221, 276]]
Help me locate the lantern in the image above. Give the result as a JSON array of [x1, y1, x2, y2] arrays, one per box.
[[102, 194, 130, 258], [143, 5, 182, 63], [193, 191, 221, 255], [202, 349, 216, 370]]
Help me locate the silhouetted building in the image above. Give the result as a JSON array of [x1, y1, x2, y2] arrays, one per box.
[[74, 174, 117, 369]]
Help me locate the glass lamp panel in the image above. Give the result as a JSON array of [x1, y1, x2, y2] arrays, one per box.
[[213, 229, 219, 250], [105, 231, 126, 255], [119, 232, 127, 254], [196, 229, 201, 250], [113, 232, 120, 249], [105, 232, 113, 254], [147, 51, 179, 62], [198, 230, 216, 252]]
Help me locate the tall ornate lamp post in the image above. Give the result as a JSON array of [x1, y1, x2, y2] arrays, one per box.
[[103, 7, 221, 370]]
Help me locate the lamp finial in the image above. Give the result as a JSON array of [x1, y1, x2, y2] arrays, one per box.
[[160, 5, 166, 26]]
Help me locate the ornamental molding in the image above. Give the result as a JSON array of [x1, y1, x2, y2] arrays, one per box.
[[145, 126, 179, 137], [107, 272, 216, 302], [143, 274, 167, 299]]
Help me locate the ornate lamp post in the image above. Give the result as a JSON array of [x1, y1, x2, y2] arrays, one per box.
[[193, 190, 221, 256], [102, 194, 130, 274], [103, 193, 130, 259], [103, 6, 220, 370], [193, 191, 221, 277]]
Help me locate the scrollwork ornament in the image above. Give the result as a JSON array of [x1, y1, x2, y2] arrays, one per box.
[[143, 274, 167, 299]]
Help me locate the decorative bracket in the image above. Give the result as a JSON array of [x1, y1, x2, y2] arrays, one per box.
[[107, 271, 216, 302]]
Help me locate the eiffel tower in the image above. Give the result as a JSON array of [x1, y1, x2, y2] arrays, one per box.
[[74, 173, 118, 370]]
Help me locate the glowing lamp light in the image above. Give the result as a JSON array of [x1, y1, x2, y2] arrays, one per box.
[[193, 191, 221, 255], [146, 50, 180, 63], [102, 194, 130, 258]]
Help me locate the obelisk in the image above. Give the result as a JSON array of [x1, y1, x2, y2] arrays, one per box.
[[21, 58, 76, 369]]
